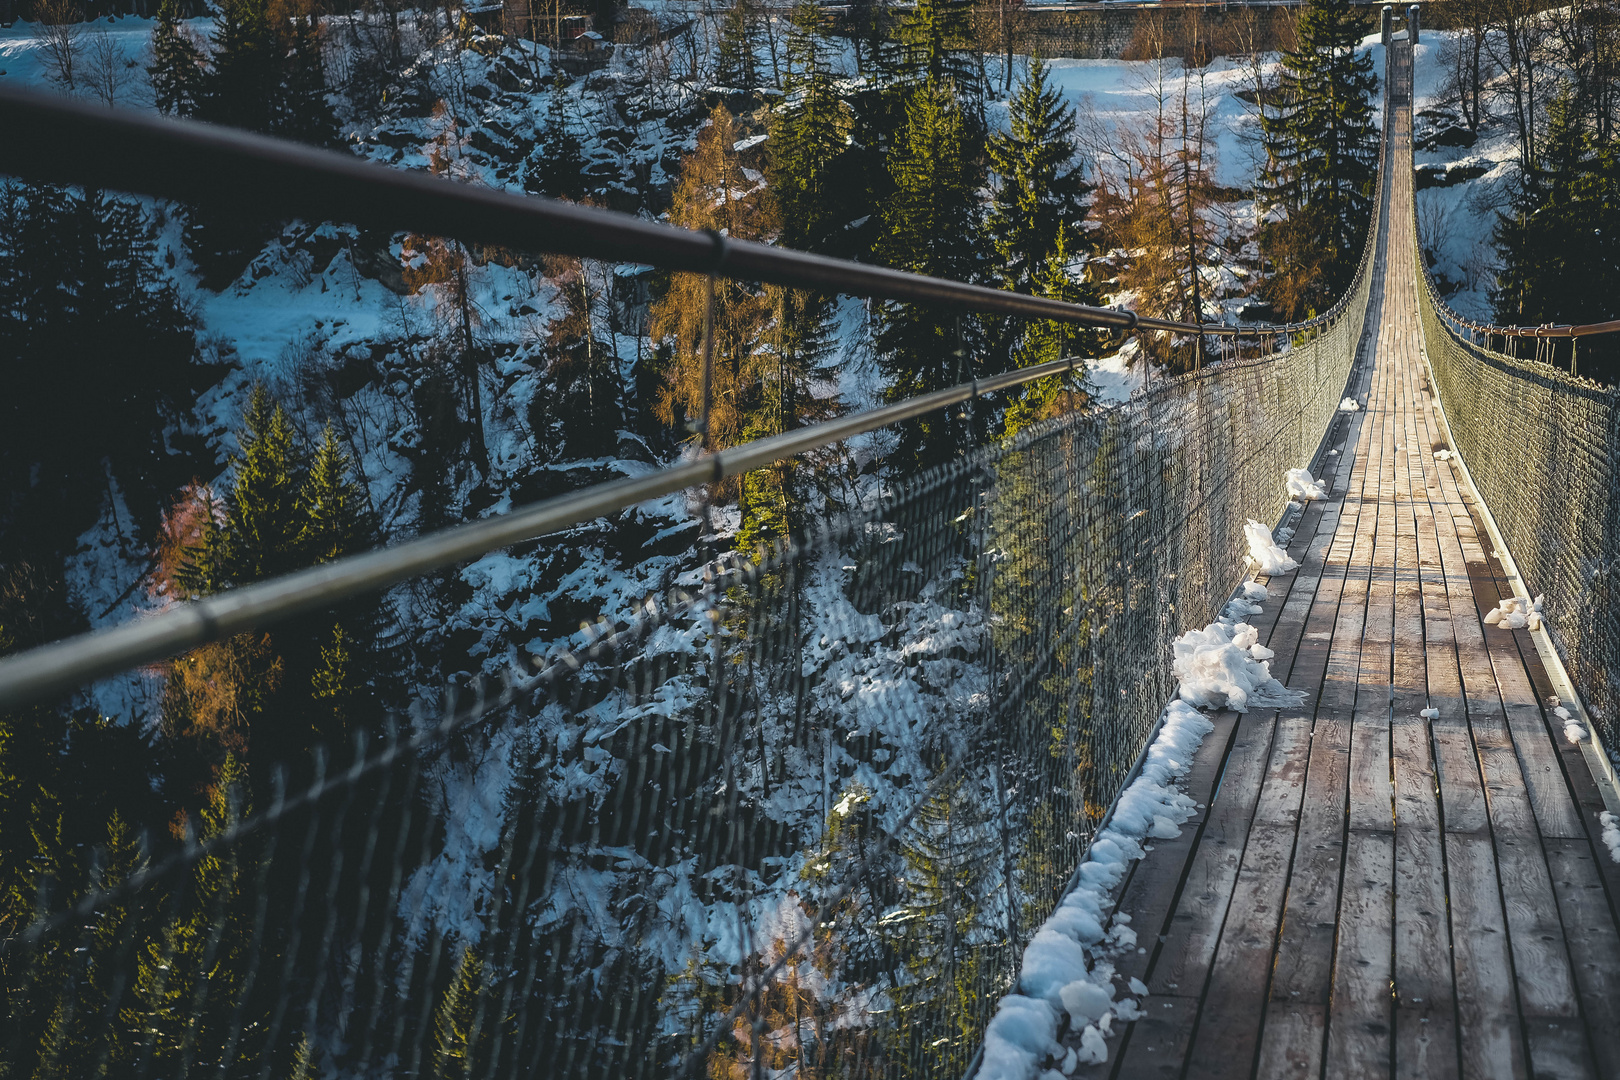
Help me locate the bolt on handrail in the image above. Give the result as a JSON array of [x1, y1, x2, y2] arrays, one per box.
[[0, 84, 1382, 707]]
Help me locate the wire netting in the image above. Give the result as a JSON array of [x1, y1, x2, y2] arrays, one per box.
[[1419, 227, 1620, 754], [1, 83, 1389, 1080], [1, 312, 1376, 1080]]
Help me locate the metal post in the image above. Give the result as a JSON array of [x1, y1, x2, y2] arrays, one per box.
[[1382, 5, 1393, 46]]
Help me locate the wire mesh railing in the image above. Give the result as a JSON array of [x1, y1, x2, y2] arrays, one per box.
[[1413, 137, 1620, 756], [1, 70, 1385, 1079]]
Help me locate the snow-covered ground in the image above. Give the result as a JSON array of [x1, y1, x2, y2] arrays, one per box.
[[1409, 34, 1519, 320]]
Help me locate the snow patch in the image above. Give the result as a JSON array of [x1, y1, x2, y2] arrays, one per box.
[[979, 700, 1215, 1080], [1483, 594, 1543, 631], [1285, 467, 1327, 502], [1173, 620, 1300, 712], [1340, 397, 1361, 412], [1601, 811, 1620, 865], [1420, 707, 1440, 719], [1245, 519, 1299, 577]]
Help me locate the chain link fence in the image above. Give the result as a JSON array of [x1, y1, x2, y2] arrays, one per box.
[[0, 74, 1391, 1080], [1, 302, 1377, 1080], [1418, 223, 1620, 755]]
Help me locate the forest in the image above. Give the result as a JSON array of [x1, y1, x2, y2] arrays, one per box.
[[1, 0, 1613, 1073]]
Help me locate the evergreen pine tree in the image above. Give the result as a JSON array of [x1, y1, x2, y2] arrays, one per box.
[[715, 0, 761, 90], [277, 12, 340, 149], [148, 0, 206, 117], [431, 946, 489, 1078], [885, 776, 1001, 1076], [0, 184, 205, 556], [875, 79, 983, 467], [524, 74, 586, 201], [298, 425, 376, 565], [1002, 232, 1101, 437], [769, 2, 852, 253], [1258, 0, 1378, 317], [184, 385, 307, 591], [985, 59, 1089, 295], [167, 390, 384, 777], [128, 755, 254, 1073], [203, 0, 281, 134], [28, 811, 150, 1078], [890, 0, 984, 137], [202, 0, 338, 143], [1494, 91, 1620, 335]]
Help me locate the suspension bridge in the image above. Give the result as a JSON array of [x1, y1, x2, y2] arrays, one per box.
[[0, 30, 1618, 1080]]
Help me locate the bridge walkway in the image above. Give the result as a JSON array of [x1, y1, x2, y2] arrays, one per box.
[[1087, 44, 1620, 1080]]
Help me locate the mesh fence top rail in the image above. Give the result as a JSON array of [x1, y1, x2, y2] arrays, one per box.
[[2, 71, 1385, 1080]]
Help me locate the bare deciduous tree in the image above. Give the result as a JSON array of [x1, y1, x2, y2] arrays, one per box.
[[84, 25, 132, 107], [38, 0, 84, 91]]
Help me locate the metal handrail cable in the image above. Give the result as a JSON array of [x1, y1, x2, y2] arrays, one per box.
[[3, 86, 1256, 337], [0, 85, 1379, 706]]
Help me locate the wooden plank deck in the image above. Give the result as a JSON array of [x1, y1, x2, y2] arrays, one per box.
[[1091, 42, 1620, 1080]]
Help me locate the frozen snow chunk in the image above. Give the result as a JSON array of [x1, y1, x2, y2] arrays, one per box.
[[1075, 1024, 1108, 1065], [1174, 620, 1303, 712], [1483, 594, 1543, 631], [1020, 928, 1090, 1004], [1060, 980, 1113, 1025], [1554, 706, 1572, 720], [1242, 581, 1269, 601], [977, 994, 1062, 1080], [1245, 519, 1300, 577], [1564, 720, 1589, 743], [1129, 977, 1149, 996], [1602, 811, 1620, 864], [1222, 597, 1263, 621], [1285, 467, 1328, 502], [1420, 707, 1439, 719], [1340, 397, 1361, 412], [1112, 997, 1144, 1021], [1434, 448, 1453, 461], [1060, 1048, 1078, 1075]]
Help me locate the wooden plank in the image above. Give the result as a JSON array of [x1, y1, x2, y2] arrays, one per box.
[[1444, 832, 1528, 1080], [1253, 1003, 1325, 1080], [1260, 284, 1388, 1075], [1543, 838, 1620, 1078], [1180, 719, 1312, 1080], [1387, 302, 1461, 1080], [1084, 708, 1243, 996], [1112, 995, 1200, 1079], [1139, 710, 1275, 1000], [1325, 829, 1395, 1078], [1391, 719, 1459, 1080]]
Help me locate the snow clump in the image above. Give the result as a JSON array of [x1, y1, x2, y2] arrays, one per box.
[[1483, 594, 1543, 631], [1434, 449, 1454, 461], [1286, 468, 1328, 502], [1245, 519, 1300, 577], [976, 700, 1216, 1079], [1602, 811, 1620, 864], [1340, 397, 1361, 411], [1420, 707, 1440, 719], [1173, 620, 1301, 711], [1554, 704, 1588, 743]]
